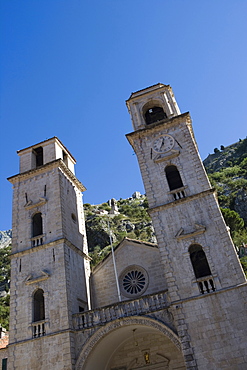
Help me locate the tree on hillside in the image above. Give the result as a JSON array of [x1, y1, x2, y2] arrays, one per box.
[[240, 256, 247, 277], [0, 245, 11, 330], [221, 208, 244, 233], [221, 208, 247, 247]]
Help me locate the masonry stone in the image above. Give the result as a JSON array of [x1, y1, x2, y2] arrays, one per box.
[[3, 84, 247, 369]]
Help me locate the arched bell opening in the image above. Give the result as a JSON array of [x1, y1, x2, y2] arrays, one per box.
[[144, 106, 167, 125], [142, 100, 167, 126]]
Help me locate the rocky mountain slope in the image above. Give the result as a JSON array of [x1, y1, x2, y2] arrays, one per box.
[[1, 138, 246, 257], [0, 138, 246, 328], [204, 138, 247, 227], [84, 194, 156, 265], [0, 230, 12, 248]]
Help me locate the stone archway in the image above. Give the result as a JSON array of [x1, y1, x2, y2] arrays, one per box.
[[75, 316, 185, 370]]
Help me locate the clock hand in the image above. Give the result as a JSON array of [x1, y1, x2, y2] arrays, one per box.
[[160, 138, 165, 149]]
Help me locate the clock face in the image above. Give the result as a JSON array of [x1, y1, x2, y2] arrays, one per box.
[[152, 135, 175, 153]]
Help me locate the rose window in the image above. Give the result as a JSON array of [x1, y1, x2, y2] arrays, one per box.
[[120, 266, 148, 298]]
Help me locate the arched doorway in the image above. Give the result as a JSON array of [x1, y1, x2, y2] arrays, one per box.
[[76, 317, 185, 370]]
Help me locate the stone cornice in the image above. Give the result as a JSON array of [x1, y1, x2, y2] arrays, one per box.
[[148, 188, 215, 214], [17, 136, 76, 163], [10, 237, 91, 261], [58, 160, 86, 192], [7, 159, 86, 192], [8, 328, 75, 347], [171, 282, 247, 306], [126, 83, 170, 102], [126, 112, 191, 147]]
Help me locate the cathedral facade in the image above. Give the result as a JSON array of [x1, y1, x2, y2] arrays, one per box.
[[6, 84, 247, 369]]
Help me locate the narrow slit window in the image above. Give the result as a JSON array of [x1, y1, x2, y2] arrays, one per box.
[[2, 359, 7, 370], [33, 147, 43, 168]]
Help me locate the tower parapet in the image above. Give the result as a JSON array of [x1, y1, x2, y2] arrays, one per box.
[[17, 136, 76, 174]]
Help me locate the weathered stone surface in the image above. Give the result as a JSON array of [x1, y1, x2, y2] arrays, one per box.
[[234, 188, 247, 224], [6, 86, 247, 370]]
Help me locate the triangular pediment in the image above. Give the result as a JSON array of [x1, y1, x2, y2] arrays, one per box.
[[153, 149, 180, 163], [175, 223, 206, 240], [24, 270, 50, 285], [24, 197, 47, 210]]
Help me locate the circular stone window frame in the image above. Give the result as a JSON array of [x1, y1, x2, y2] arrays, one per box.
[[119, 265, 149, 299]]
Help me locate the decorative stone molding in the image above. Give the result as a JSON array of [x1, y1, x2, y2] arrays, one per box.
[[148, 188, 215, 214], [73, 291, 171, 331], [126, 112, 191, 149], [11, 237, 90, 260], [8, 159, 86, 192], [153, 149, 180, 163], [24, 197, 47, 210], [75, 316, 181, 370], [24, 270, 50, 285], [175, 223, 206, 240], [119, 265, 149, 298]]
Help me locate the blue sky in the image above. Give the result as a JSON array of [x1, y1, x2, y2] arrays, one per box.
[[1, 0, 247, 231]]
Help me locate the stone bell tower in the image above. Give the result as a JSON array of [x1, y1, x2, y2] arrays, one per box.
[[8, 137, 90, 369], [126, 84, 247, 369]]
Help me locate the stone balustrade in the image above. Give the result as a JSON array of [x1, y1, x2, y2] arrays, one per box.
[[73, 290, 169, 330], [169, 187, 186, 201], [31, 234, 45, 247], [197, 276, 215, 294], [31, 320, 47, 338]]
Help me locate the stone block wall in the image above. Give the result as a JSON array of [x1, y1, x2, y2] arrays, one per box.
[[59, 168, 87, 251], [180, 284, 247, 369], [130, 117, 211, 210], [91, 240, 167, 308], [9, 239, 89, 344], [151, 191, 246, 301], [8, 331, 74, 369], [9, 242, 69, 343], [10, 166, 63, 254], [18, 137, 75, 174]]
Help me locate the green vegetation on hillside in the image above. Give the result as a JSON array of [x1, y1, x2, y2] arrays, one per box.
[[84, 197, 154, 266], [0, 245, 11, 330], [240, 256, 247, 277], [0, 137, 246, 330], [205, 138, 247, 247]]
